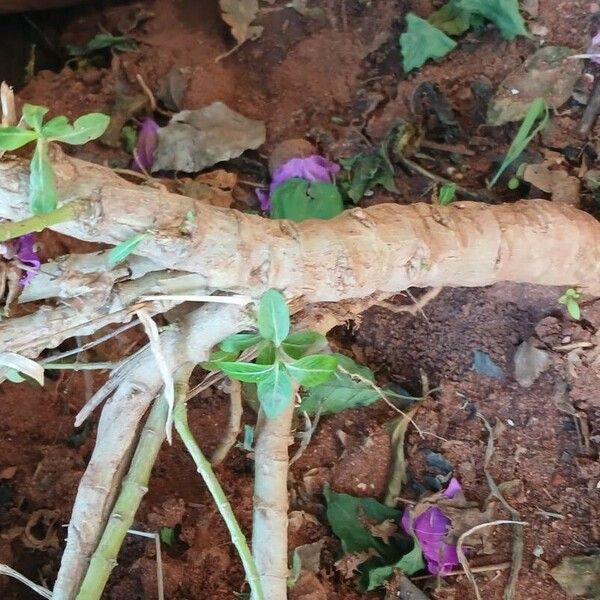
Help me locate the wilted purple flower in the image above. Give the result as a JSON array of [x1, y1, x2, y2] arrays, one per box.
[[132, 118, 159, 172], [586, 31, 600, 64], [0, 233, 40, 286], [257, 155, 340, 211], [402, 478, 462, 575], [402, 507, 459, 575]]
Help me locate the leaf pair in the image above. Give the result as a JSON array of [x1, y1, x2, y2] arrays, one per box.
[[339, 153, 398, 203], [0, 104, 109, 214]]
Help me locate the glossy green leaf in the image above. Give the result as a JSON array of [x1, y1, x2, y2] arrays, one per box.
[[257, 289, 290, 347], [48, 113, 110, 145], [270, 178, 344, 222], [285, 354, 338, 388], [300, 354, 380, 415], [107, 233, 149, 265], [257, 362, 293, 418], [439, 182, 456, 205], [216, 361, 274, 383], [29, 139, 57, 214], [456, 0, 527, 40], [22, 104, 49, 132], [566, 298, 581, 320], [40, 116, 71, 139], [400, 13, 457, 73], [339, 153, 397, 203], [488, 98, 548, 188], [121, 124, 137, 153], [0, 127, 38, 151], [281, 330, 326, 360], [219, 332, 262, 353], [159, 527, 175, 546]]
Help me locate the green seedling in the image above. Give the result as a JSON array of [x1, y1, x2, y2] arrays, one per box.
[[67, 33, 137, 58], [558, 288, 582, 320], [488, 98, 549, 189], [0, 104, 109, 214], [439, 182, 457, 205], [207, 289, 337, 418]]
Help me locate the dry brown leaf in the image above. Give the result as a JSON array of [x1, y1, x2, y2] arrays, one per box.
[[334, 548, 378, 579], [291, 571, 328, 600], [219, 0, 263, 46], [0, 466, 17, 479], [22, 509, 59, 549], [367, 518, 398, 545]]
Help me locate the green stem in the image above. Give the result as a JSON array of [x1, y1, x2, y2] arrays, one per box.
[[76, 393, 168, 600], [172, 366, 265, 600], [0, 199, 91, 242]]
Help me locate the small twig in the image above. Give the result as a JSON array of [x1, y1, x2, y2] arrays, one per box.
[[457, 521, 527, 600], [420, 140, 475, 156], [580, 75, 600, 136], [478, 413, 524, 600], [211, 379, 243, 466], [43, 361, 116, 371], [289, 408, 321, 466], [397, 156, 484, 201], [411, 561, 511, 580], [140, 294, 253, 305], [126, 530, 164, 600], [215, 42, 244, 63], [136, 73, 157, 112], [380, 287, 442, 320], [41, 320, 141, 365], [0, 564, 52, 598]]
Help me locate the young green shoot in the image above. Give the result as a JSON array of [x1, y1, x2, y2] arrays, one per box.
[[439, 182, 457, 205], [0, 104, 109, 214], [488, 98, 549, 189], [558, 288, 582, 320]]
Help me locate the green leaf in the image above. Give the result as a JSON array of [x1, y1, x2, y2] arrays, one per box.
[[5, 369, 26, 384], [40, 116, 70, 139], [363, 542, 425, 590], [400, 13, 457, 73], [339, 153, 397, 203], [241, 424, 254, 451], [270, 178, 344, 222], [29, 139, 57, 214], [219, 333, 262, 353], [257, 362, 294, 418], [22, 104, 48, 132], [566, 298, 581, 320], [428, 0, 472, 35], [107, 233, 149, 265], [456, 0, 527, 40], [256, 341, 276, 365], [200, 349, 240, 371], [47, 113, 110, 145], [488, 98, 549, 188], [216, 361, 275, 383], [285, 354, 338, 388], [0, 127, 38, 151], [67, 33, 138, 57], [300, 354, 379, 415], [121, 124, 137, 153], [159, 527, 175, 546], [257, 289, 290, 347], [281, 330, 326, 360], [439, 182, 457, 205], [324, 485, 400, 555]]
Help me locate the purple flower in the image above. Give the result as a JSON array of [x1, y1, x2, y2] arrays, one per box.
[[444, 477, 462, 499], [0, 233, 40, 286], [258, 155, 340, 211], [587, 31, 600, 64], [402, 507, 459, 575], [132, 118, 159, 172]]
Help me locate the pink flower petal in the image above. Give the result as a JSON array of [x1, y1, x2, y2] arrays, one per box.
[[16, 234, 40, 286], [132, 118, 159, 171], [444, 477, 462, 499]]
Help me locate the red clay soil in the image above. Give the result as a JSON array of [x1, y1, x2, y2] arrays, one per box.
[[0, 1, 599, 599]]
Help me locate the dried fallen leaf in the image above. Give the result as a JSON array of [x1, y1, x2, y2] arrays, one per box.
[[157, 66, 190, 112], [152, 102, 265, 173], [522, 164, 581, 207], [179, 169, 237, 208], [334, 549, 378, 579], [367, 519, 398, 545], [293, 539, 325, 574], [22, 509, 59, 549], [219, 0, 263, 46], [0, 466, 17, 480], [551, 554, 600, 598], [291, 571, 328, 600]]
